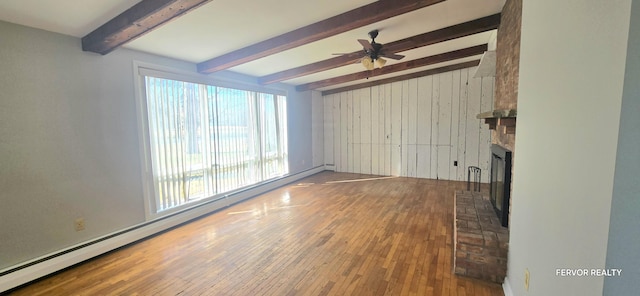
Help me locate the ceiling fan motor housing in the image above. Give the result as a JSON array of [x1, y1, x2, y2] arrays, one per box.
[[368, 29, 379, 40], [369, 42, 383, 59], [366, 30, 382, 59]]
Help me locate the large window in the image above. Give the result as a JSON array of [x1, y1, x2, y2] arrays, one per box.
[[141, 75, 288, 214]]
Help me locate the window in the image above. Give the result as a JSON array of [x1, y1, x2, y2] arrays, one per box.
[[141, 75, 288, 214]]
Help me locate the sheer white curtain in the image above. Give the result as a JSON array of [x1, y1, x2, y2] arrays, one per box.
[[143, 76, 288, 213]]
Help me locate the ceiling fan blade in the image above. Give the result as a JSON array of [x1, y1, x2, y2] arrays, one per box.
[[380, 52, 405, 60], [331, 52, 366, 64], [358, 39, 374, 51]]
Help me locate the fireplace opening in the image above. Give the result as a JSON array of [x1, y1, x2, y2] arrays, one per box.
[[490, 144, 512, 227]]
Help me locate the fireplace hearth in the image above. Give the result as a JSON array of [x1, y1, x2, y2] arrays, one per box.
[[490, 144, 512, 227]]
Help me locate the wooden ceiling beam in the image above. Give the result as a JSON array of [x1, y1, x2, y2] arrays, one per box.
[[258, 53, 363, 85], [197, 0, 445, 74], [82, 0, 212, 55], [259, 13, 500, 85], [296, 44, 487, 92], [321, 60, 480, 95]]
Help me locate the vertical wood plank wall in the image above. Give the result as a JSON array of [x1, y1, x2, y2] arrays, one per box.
[[311, 90, 324, 167], [322, 67, 494, 182]]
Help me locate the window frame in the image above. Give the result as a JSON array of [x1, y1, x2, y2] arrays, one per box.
[[133, 61, 288, 220]]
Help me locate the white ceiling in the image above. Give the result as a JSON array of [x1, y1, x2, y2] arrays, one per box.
[[0, 0, 505, 91], [0, 0, 139, 37]]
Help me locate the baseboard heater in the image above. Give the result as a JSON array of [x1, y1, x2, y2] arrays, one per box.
[[0, 166, 326, 293]]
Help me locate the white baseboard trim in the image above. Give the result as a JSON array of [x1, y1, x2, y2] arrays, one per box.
[[0, 166, 325, 293], [503, 276, 515, 296]]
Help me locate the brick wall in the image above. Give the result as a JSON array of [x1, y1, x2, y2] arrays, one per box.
[[493, 0, 522, 151]]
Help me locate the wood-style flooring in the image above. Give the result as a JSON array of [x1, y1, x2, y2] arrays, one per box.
[[9, 172, 503, 295]]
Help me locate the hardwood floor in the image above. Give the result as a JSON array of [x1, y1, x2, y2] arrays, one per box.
[[10, 172, 503, 296]]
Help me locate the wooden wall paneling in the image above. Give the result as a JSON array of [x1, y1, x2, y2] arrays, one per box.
[[333, 94, 341, 170], [416, 145, 431, 179], [327, 96, 333, 169], [384, 83, 392, 176], [416, 76, 432, 146], [437, 72, 453, 180], [371, 86, 380, 175], [391, 81, 403, 176], [450, 70, 461, 180], [465, 70, 482, 171], [456, 69, 470, 181], [478, 77, 495, 182], [405, 145, 416, 178], [430, 74, 440, 179], [353, 90, 362, 173], [407, 78, 419, 177], [347, 91, 355, 173], [312, 91, 324, 167], [329, 95, 338, 169], [378, 84, 389, 176], [416, 76, 433, 179], [400, 80, 410, 177], [320, 66, 494, 181], [340, 92, 349, 172], [360, 88, 372, 175], [323, 95, 334, 167]]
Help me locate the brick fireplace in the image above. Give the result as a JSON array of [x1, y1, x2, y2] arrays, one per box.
[[453, 0, 521, 284], [490, 0, 520, 230], [490, 144, 512, 227]]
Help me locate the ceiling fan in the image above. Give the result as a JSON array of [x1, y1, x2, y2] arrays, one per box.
[[337, 29, 405, 70]]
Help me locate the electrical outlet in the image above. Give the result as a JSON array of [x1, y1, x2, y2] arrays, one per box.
[[75, 218, 85, 231], [524, 268, 530, 291], [453, 161, 458, 166]]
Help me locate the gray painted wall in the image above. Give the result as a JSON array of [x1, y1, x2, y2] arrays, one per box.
[[287, 90, 314, 173], [507, 0, 632, 295], [0, 20, 314, 270], [604, 0, 640, 294]]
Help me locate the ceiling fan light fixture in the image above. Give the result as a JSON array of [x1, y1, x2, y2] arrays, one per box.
[[376, 57, 387, 68], [362, 56, 375, 70]]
